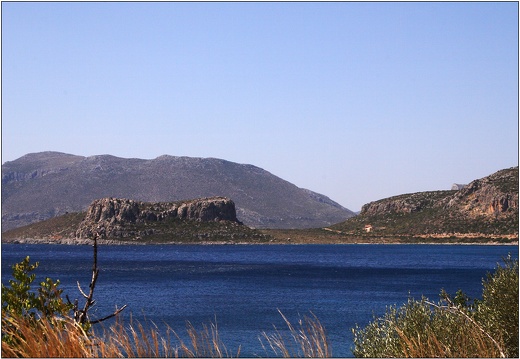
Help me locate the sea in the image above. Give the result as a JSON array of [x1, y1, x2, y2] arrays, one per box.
[[1, 243, 517, 357]]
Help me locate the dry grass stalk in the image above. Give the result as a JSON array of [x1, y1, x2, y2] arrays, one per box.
[[96, 316, 241, 358], [394, 325, 448, 357], [393, 317, 504, 358], [93, 317, 167, 357], [2, 313, 240, 358], [173, 320, 240, 358], [1, 314, 94, 358], [425, 298, 506, 358], [260, 309, 331, 358]]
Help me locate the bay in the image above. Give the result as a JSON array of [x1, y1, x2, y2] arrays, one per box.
[[1, 244, 517, 357]]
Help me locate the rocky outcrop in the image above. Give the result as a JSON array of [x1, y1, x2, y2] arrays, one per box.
[[76, 197, 240, 239], [445, 167, 518, 217], [360, 167, 518, 220], [334, 167, 518, 238]]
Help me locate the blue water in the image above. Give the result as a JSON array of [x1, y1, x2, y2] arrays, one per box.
[[1, 244, 517, 357]]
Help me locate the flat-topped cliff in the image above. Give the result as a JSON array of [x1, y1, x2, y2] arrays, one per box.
[[76, 196, 239, 239]]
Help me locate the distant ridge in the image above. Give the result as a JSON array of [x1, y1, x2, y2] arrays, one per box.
[[2, 152, 355, 231]]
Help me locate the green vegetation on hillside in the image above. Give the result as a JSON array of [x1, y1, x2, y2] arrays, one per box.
[[111, 218, 271, 244], [1, 213, 272, 244], [331, 167, 519, 241], [1, 212, 86, 241], [332, 203, 518, 237], [487, 167, 519, 193], [3, 166, 518, 244]]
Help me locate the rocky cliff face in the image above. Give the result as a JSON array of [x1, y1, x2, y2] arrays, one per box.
[[76, 197, 239, 239], [336, 167, 518, 237], [361, 167, 518, 219], [444, 167, 518, 217]]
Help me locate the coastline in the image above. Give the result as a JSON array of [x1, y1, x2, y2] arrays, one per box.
[[2, 236, 517, 246]]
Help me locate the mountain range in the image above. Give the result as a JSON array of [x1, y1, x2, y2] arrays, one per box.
[[1, 151, 355, 231], [2, 162, 517, 245]]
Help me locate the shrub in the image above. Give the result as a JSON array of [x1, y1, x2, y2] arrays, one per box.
[[1, 256, 75, 351], [351, 255, 518, 358], [475, 254, 519, 357], [351, 297, 502, 357], [1, 256, 72, 319]]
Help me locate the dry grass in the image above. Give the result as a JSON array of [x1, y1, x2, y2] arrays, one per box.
[[260, 310, 331, 358], [174, 321, 241, 358], [94, 317, 175, 358], [99, 317, 240, 358], [1, 313, 240, 358], [4, 304, 509, 358], [394, 322, 504, 358], [2, 314, 94, 358]]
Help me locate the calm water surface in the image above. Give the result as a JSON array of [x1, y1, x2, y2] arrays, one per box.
[[2, 244, 517, 357]]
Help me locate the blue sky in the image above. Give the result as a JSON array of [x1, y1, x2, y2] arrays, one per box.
[[2, 2, 518, 211]]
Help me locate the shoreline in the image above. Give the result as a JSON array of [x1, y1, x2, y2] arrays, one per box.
[[2, 237, 518, 246]]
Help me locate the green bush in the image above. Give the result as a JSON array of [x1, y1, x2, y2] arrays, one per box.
[[475, 254, 519, 357], [2, 256, 74, 349], [352, 255, 519, 357], [1, 256, 72, 319]]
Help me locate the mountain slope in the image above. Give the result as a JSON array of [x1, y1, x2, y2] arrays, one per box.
[[331, 166, 518, 239], [2, 152, 355, 231]]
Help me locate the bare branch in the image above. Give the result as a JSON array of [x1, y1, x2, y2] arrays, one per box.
[[77, 234, 100, 324], [76, 281, 89, 299], [71, 231, 127, 327], [89, 304, 128, 324]]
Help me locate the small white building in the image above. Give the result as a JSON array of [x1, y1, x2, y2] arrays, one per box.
[[364, 224, 373, 233]]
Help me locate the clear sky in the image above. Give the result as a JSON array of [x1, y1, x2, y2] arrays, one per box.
[[2, 2, 518, 211]]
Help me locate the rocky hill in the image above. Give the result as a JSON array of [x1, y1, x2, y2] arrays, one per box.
[[76, 196, 239, 239], [2, 197, 270, 244], [2, 152, 355, 231], [3, 167, 517, 245], [331, 166, 518, 240]]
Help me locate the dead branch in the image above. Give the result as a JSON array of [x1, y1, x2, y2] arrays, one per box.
[[76, 281, 89, 299], [89, 305, 128, 324], [73, 231, 127, 326]]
